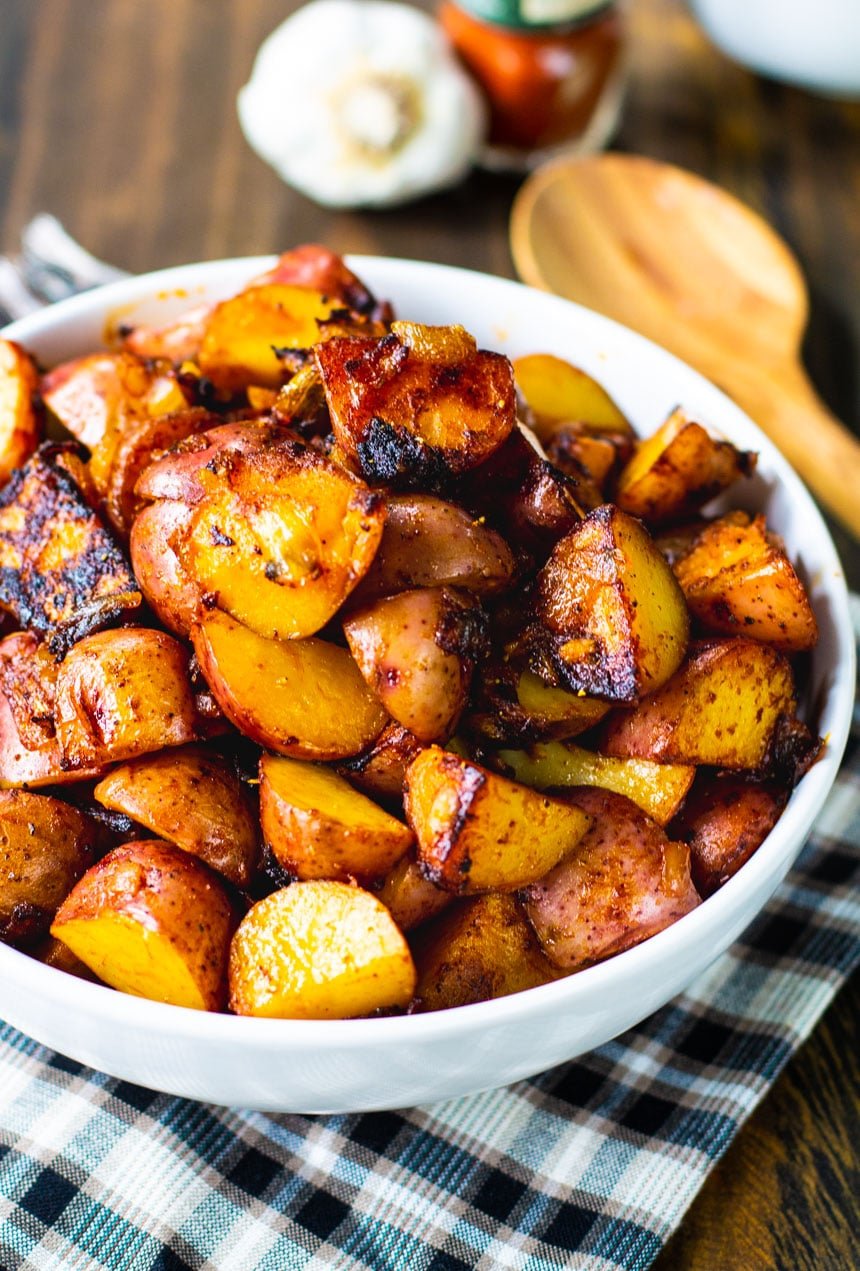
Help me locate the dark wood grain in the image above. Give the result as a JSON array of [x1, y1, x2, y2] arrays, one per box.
[[0, 1, 857, 1264]]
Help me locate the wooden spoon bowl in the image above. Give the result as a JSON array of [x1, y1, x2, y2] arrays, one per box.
[[510, 153, 860, 538]]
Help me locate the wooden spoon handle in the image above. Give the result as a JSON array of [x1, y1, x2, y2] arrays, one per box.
[[709, 357, 860, 539]]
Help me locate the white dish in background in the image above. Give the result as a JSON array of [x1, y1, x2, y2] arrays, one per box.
[[0, 257, 853, 1113]]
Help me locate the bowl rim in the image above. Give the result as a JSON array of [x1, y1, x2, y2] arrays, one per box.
[[0, 254, 854, 1054]]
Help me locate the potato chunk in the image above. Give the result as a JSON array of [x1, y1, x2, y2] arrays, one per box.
[[260, 754, 412, 882], [192, 610, 386, 760], [404, 747, 592, 894], [0, 789, 99, 945], [497, 741, 694, 825], [413, 893, 559, 1011], [673, 513, 818, 651], [513, 353, 632, 440], [337, 720, 425, 803], [317, 326, 516, 486], [376, 854, 452, 932], [94, 747, 259, 887], [670, 775, 788, 896], [602, 638, 797, 768], [41, 351, 187, 452], [468, 663, 609, 745], [51, 840, 235, 1011], [55, 628, 199, 769], [229, 881, 416, 1019], [129, 499, 200, 637], [523, 788, 700, 970], [344, 587, 486, 743], [616, 408, 755, 524], [532, 504, 689, 702], [0, 339, 42, 485]]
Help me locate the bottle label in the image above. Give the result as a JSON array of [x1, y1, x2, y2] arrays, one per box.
[[454, 0, 612, 29]]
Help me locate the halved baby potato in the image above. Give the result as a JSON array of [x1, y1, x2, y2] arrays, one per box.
[[670, 775, 788, 897], [229, 880, 416, 1019], [129, 499, 200, 636], [51, 839, 235, 1011], [0, 338, 42, 486], [259, 754, 413, 882]]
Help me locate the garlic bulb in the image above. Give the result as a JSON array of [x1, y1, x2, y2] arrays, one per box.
[[237, 0, 487, 209]]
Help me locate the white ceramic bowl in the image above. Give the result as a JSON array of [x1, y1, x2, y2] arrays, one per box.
[[0, 258, 853, 1113]]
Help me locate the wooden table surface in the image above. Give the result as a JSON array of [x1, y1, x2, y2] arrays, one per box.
[[1, 1, 857, 1266]]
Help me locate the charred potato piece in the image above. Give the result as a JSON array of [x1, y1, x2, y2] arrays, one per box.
[[344, 587, 486, 743], [351, 494, 516, 602], [0, 443, 140, 651], [55, 628, 199, 769], [129, 499, 199, 636], [316, 325, 516, 486], [93, 747, 259, 887], [259, 754, 412, 882], [337, 720, 425, 803], [0, 788, 99, 945], [229, 880, 416, 1019], [468, 662, 610, 746], [404, 746, 592, 894], [670, 775, 788, 897], [615, 408, 756, 524], [602, 638, 797, 769], [544, 424, 633, 494], [192, 610, 386, 760], [412, 893, 559, 1011], [496, 741, 694, 826], [51, 840, 235, 1011], [673, 513, 818, 652], [376, 853, 452, 932], [513, 353, 632, 440], [532, 504, 689, 702], [0, 339, 42, 485], [523, 788, 699, 970]]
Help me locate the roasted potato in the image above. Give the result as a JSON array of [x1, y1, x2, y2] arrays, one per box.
[[522, 788, 700, 970], [412, 893, 559, 1011], [513, 353, 632, 440], [55, 627, 199, 769], [602, 638, 797, 769], [496, 741, 694, 826], [192, 610, 386, 760], [0, 338, 42, 485], [316, 324, 516, 486], [376, 853, 452, 932], [670, 775, 788, 897], [0, 788, 99, 945], [615, 408, 756, 524], [673, 513, 818, 651], [337, 720, 425, 803], [119, 302, 212, 363], [93, 747, 259, 887], [530, 504, 689, 702], [260, 754, 412, 882], [404, 747, 592, 894], [544, 423, 633, 496], [51, 839, 236, 1011], [229, 881, 416, 1019], [256, 244, 391, 320], [467, 662, 610, 746], [129, 499, 199, 636], [344, 587, 486, 743]]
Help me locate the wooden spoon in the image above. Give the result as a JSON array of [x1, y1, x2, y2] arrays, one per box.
[[510, 153, 860, 538]]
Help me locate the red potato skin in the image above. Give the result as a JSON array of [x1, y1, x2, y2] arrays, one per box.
[[105, 407, 221, 535], [120, 303, 212, 363], [670, 776, 788, 897], [254, 245, 391, 320], [130, 499, 198, 636], [134, 419, 279, 505], [522, 787, 700, 970], [0, 339, 42, 486]]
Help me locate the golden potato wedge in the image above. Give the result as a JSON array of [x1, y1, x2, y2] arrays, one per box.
[[376, 853, 452, 932], [0, 788, 99, 945], [350, 494, 516, 602], [468, 662, 610, 745], [615, 408, 755, 524], [192, 610, 386, 760], [129, 499, 199, 636], [673, 514, 818, 651], [602, 638, 797, 769], [94, 747, 259, 887], [412, 893, 559, 1011], [532, 504, 689, 701], [496, 741, 694, 826], [41, 351, 187, 452], [0, 339, 42, 485], [55, 628, 199, 769], [51, 840, 235, 1011], [344, 587, 486, 743], [513, 353, 632, 440], [404, 746, 592, 894], [523, 788, 700, 970], [670, 775, 788, 897], [229, 880, 416, 1019], [337, 721, 425, 803], [316, 326, 516, 486], [0, 443, 141, 652], [259, 754, 412, 882]]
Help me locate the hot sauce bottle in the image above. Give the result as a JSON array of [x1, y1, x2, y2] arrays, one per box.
[[438, 0, 625, 170]]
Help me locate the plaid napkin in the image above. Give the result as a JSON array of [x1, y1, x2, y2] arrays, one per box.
[[0, 663, 857, 1270]]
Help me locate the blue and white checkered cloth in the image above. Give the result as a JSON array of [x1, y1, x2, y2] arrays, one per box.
[[0, 662, 857, 1270]]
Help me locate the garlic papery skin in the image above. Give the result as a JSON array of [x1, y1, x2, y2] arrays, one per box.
[[237, 0, 487, 208]]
